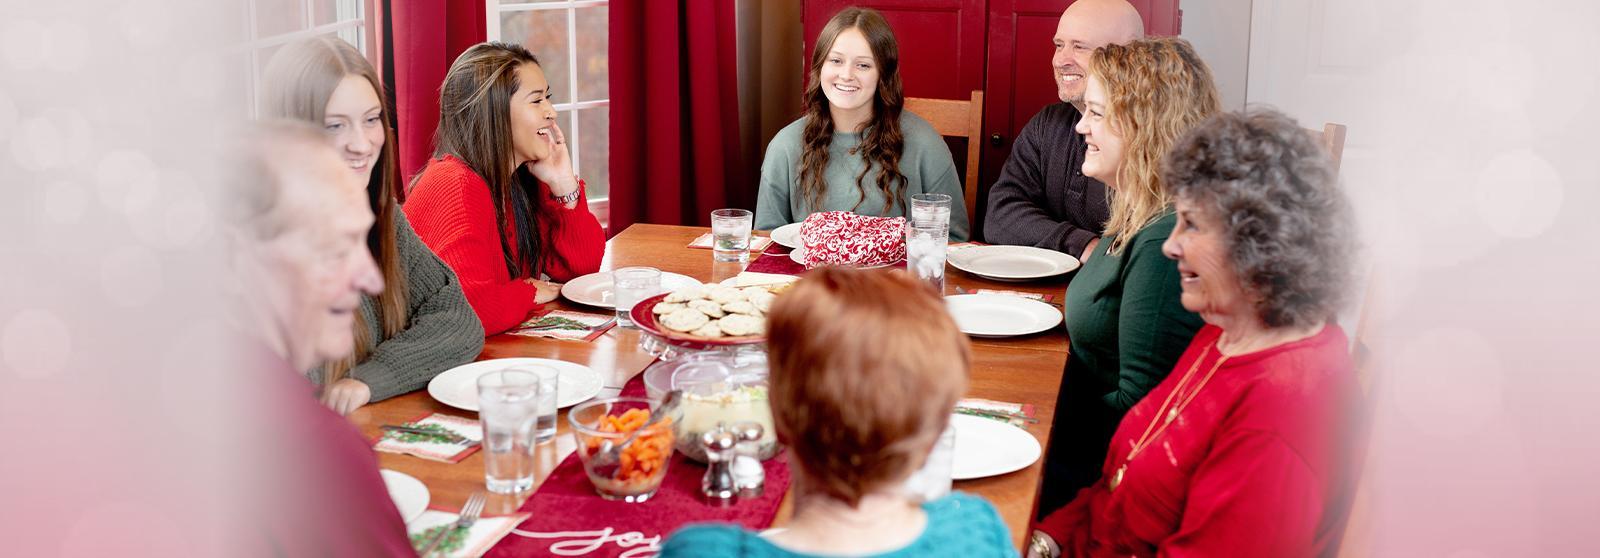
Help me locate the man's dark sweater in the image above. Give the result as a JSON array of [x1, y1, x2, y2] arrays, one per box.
[[983, 102, 1109, 257]]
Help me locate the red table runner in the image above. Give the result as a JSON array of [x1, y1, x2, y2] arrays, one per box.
[[485, 378, 791, 557]]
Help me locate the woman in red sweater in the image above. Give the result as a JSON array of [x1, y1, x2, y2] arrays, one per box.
[[1028, 109, 1362, 557], [405, 42, 605, 335]]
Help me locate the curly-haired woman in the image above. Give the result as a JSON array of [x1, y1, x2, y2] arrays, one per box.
[[1028, 108, 1360, 558], [754, 7, 970, 241], [1040, 37, 1220, 514]]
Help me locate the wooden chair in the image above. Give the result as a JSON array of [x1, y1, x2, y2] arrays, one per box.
[[1309, 122, 1347, 178], [904, 90, 984, 231]]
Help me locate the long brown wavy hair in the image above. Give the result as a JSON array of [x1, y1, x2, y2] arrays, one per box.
[[799, 7, 907, 216], [1089, 37, 1221, 255], [261, 36, 408, 382], [429, 42, 562, 280]]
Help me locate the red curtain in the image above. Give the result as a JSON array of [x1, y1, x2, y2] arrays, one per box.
[[609, 0, 748, 234], [389, 1, 487, 191]]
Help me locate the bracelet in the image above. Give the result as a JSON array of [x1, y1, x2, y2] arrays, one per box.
[[550, 177, 582, 205]]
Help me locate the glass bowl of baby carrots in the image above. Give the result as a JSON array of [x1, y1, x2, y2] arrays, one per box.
[[567, 397, 676, 502]]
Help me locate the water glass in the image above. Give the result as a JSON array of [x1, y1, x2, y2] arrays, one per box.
[[903, 423, 955, 502], [710, 208, 754, 263], [478, 369, 540, 494], [612, 266, 662, 328], [906, 222, 948, 295], [523, 365, 560, 443], [910, 193, 953, 232]]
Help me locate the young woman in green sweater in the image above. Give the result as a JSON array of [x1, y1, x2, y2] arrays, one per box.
[[261, 37, 483, 415], [754, 7, 969, 241], [1038, 37, 1222, 516]]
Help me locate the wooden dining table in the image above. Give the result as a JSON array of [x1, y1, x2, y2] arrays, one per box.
[[347, 223, 1074, 551]]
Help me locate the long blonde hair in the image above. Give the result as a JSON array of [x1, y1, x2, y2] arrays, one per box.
[[1090, 37, 1221, 255], [261, 37, 409, 382]]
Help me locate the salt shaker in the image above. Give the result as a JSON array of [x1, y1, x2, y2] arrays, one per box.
[[700, 424, 740, 506], [730, 421, 766, 498]]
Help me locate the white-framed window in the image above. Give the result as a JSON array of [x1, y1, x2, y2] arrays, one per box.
[[490, 0, 611, 212], [240, 0, 369, 117]]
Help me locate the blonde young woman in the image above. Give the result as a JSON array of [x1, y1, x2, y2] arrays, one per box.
[[261, 37, 482, 415], [1039, 37, 1221, 515], [754, 7, 969, 240]]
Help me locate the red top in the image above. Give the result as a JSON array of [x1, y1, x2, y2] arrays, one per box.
[[404, 155, 605, 335], [1038, 323, 1359, 557]]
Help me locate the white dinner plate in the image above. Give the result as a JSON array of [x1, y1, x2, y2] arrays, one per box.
[[560, 271, 701, 309], [770, 223, 804, 249], [380, 469, 430, 524], [427, 358, 604, 412], [944, 294, 1062, 338], [790, 247, 901, 269], [948, 245, 1080, 281], [950, 413, 1042, 480]]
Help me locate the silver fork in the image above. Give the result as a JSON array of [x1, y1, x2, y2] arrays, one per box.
[[417, 491, 487, 557]]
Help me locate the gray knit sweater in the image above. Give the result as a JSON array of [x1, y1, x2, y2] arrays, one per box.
[[314, 210, 483, 402], [755, 111, 970, 241]]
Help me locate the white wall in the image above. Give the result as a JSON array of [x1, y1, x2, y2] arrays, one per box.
[[1179, 0, 1253, 110]]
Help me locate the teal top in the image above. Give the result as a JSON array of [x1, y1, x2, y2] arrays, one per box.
[[1062, 210, 1204, 411], [659, 493, 1018, 558], [755, 111, 970, 241]]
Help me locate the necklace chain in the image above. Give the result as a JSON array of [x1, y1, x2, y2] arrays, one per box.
[[1110, 342, 1229, 491]]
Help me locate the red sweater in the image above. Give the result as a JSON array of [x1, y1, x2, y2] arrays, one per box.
[[404, 155, 605, 335], [1038, 324, 1359, 557]]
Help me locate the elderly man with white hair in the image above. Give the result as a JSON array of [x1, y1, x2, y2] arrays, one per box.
[[982, 0, 1143, 259]]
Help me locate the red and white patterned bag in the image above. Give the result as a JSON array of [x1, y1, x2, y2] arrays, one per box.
[[798, 211, 906, 268]]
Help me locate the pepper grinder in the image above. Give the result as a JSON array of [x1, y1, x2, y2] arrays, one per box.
[[730, 421, 766, 498], [700, 423, 740, 507]]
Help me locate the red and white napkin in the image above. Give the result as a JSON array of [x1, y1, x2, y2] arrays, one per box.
[[798, 211, 906, 268]]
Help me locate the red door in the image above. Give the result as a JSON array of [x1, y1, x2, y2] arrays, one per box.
[[800, 0, 1179, 236]]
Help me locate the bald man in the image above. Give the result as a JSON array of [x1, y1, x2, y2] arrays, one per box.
[[983, 0, 1143, 260]]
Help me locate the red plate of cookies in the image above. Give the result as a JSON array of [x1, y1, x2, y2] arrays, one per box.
[[629, 282, 788, 351]]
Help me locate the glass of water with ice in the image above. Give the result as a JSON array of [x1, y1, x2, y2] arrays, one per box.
[[906, 222, 948, 295], [910, 193, 952, 231], [478, 368, 542, 494], [710, 208, 754, 263], [612, 266, 662, 328]]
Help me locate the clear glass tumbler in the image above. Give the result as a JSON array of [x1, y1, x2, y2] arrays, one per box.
[[612, 266, 662, 328], [906, 222, 948, 295], [910, 193, 953, 232], [477, 368, 540, 494], [517, 364, 560, 444], [710, 208, 754, 263]]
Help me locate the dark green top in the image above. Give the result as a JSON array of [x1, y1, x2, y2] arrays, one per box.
[[1063, 210, 1203, 411]]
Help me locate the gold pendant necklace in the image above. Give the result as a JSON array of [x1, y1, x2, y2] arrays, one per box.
[[1108, 344, 1228, 492]]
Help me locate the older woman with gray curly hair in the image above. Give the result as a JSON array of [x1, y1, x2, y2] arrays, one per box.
[[1028, 108, 1361, 557]]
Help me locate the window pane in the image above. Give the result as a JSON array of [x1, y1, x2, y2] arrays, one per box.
[[313, 0, 361, 26], [253, 0, 307, 38], [575, 107, 609, 199], [574, 6, 608, 101], [501, 10, 571, 103]]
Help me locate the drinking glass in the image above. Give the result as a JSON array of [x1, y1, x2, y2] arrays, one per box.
[[910, 193, 953, 232], [612, 266, 662, 328], [906, 222, 948, 295], [523, 365, 560, 444], [710, 208, 754, 263], [478, 369, 540, 494], [903, 422, 955, 502]]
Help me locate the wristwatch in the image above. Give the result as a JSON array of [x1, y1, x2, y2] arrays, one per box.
[[1028, 531, 1060, 558], [550, 176, 582, 205]]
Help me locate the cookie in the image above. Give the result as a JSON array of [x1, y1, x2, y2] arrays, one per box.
[[721, 300, 757, 315], [718, 314, 764, 336], [688, 299, 726, 318], [660, 308, 710, 332], [664, 285, 708, 303], [690, 324, 724, 338], [652, 302, 686, 315], [707, 285, 745, 304], [746, 291, 776, 313]]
